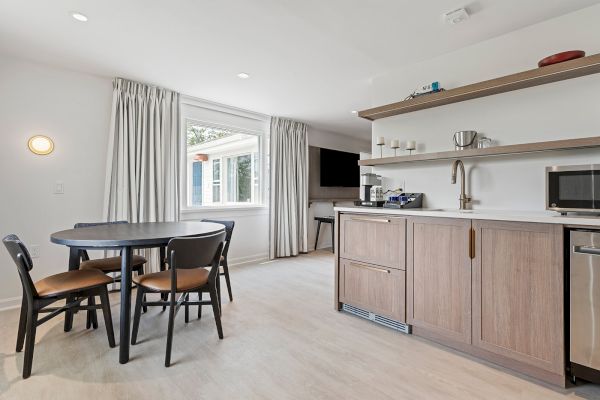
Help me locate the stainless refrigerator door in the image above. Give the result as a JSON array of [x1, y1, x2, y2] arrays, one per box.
[[571, 230, 600, 369]]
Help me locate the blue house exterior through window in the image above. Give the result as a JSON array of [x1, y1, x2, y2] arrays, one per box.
[[192, 161, 203, 206]]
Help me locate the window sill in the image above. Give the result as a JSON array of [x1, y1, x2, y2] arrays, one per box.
[[180, 205, 268, 218]]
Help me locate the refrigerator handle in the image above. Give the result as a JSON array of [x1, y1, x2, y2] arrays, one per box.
[[574, 246, 600, 256]]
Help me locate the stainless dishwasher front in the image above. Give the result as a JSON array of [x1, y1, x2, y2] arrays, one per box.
[[571, 229, 600, 382]]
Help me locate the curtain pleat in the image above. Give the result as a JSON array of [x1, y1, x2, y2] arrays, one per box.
[[269, 117, 309, 258], [103, 78, 180, 271]]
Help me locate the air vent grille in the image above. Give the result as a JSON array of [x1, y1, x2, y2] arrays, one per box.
[[342, 303, 410, 334]]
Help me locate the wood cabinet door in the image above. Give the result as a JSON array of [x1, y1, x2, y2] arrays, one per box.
[[407, 217, 472, 344], [472, 220, 564, 375], [339, 258, 406, 322], [339, 214, 406, 270]]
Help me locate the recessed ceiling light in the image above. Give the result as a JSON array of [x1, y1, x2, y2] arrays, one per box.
[[71, 12, 88, 22], [237, 72, 250, 79], [351, 110, 358, 114]]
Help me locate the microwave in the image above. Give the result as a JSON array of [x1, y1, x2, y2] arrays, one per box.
[[546, 164, 600, 214]]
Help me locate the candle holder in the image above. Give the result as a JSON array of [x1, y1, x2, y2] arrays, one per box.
[[406, 140, 416, 156], [376, 137, 386, 158], [390, 140, 400, 157]]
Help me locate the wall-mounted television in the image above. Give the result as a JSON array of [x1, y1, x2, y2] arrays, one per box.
[[319, 148, 360, 187]]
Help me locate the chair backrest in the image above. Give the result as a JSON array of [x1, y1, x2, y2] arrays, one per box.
[[167, 231, 226, 271], [74, 221, 128, 260], [201, 219, 235, 259], [3, 234, 38, 298]]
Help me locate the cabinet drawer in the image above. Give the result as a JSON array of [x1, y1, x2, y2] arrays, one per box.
[[339, 258, 406, 322], [339, 213, 406, 270]]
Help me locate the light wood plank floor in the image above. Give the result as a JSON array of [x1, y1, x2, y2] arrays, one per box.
[[1, 250, 600, 399]]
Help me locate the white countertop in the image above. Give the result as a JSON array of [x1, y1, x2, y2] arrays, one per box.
[[334, 206, 600, 227]]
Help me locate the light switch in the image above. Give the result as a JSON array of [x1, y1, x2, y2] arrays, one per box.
[[54, 181, 64, 194], [30, 245, 40, 258]]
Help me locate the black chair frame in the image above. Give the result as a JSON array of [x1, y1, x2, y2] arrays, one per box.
[[201, 219, 235, 301], [3, 234, 115, 379], [131, 232, 226, 367]]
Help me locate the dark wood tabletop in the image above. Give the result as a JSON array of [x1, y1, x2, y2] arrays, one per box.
[[51, 221, 225, 248]]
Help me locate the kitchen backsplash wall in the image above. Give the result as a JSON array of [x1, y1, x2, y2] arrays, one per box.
[[370, 4, 600, 211]]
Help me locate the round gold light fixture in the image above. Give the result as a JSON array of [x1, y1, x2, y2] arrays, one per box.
[[28, 135, 54, 155]]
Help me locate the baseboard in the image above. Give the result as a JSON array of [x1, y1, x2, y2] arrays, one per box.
[[228, 253, 269, 266], [0, 296, 21, 312], [312, 243, 333, 251]]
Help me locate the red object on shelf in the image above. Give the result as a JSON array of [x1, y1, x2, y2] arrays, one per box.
[[538, 50, 586, 68]]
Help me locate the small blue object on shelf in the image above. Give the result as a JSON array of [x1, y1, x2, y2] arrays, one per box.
[[408, 82, 443, 100]]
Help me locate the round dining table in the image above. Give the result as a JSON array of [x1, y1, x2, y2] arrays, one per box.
[[50, 221, 225, 364]]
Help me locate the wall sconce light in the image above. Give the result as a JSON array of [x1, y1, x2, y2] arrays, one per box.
[[28, 135, 54, 155]]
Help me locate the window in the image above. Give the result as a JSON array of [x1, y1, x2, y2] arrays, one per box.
[[191, 161, 203, 206], [212, 159, 221, 202], [226, 154, 252, 202], [185, 120, 261, 208]]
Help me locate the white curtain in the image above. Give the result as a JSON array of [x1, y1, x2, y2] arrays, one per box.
[[103, 78, 180, 270], [269, 117, 309, 258]]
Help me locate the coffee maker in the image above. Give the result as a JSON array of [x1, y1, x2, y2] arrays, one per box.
[[354, 173, 385, 207]]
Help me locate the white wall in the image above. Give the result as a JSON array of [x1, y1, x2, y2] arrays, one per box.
[[369, 5, 600, 210], [307, 128, 370, 250], [0, 56, 113, 309], [308, 127, 371, 155]]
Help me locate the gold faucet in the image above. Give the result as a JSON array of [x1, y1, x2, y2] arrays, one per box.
[[451, 160, 472, 210]]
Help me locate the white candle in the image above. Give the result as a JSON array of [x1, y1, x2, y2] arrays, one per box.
[[390, 139, 400, 148], [406, 140, 416, 150], [376, 136, 385, 145]]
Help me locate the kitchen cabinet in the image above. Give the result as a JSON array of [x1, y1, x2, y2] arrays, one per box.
[[472, 220, 564, 375], [335, 210, 568, 385], [339, 258, 406, 322], [406, 217, 473, 344], [339, 214, 406, 270]]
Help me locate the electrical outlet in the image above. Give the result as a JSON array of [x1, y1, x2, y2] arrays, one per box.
[[54, 181, 64, 194], [30, 245, 40, 258]]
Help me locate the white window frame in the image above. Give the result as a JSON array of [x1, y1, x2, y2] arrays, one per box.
[[212, 158, 222, 203], [181, 117, 266, 212]]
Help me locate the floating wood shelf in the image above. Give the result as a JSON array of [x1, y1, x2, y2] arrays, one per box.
[[358, 136, 600, 166], [358, 53, 600, 121]]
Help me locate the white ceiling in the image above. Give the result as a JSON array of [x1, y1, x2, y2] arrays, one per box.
[[1, 0, 599, 139]]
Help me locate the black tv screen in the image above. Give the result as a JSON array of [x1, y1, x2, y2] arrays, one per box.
[[320, 148, 360, 187]]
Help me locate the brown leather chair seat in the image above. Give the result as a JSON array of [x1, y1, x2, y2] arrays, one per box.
[[80, 255, 147, 272], [133, 268, 209, 292], [35, 269, 113, 298]]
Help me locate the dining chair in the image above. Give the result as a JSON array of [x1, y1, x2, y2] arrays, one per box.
[[201, 219, 235, 302], [131, 231, 226, 367], [74, 221, 148, 327], [3, 234, 115, 379]]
